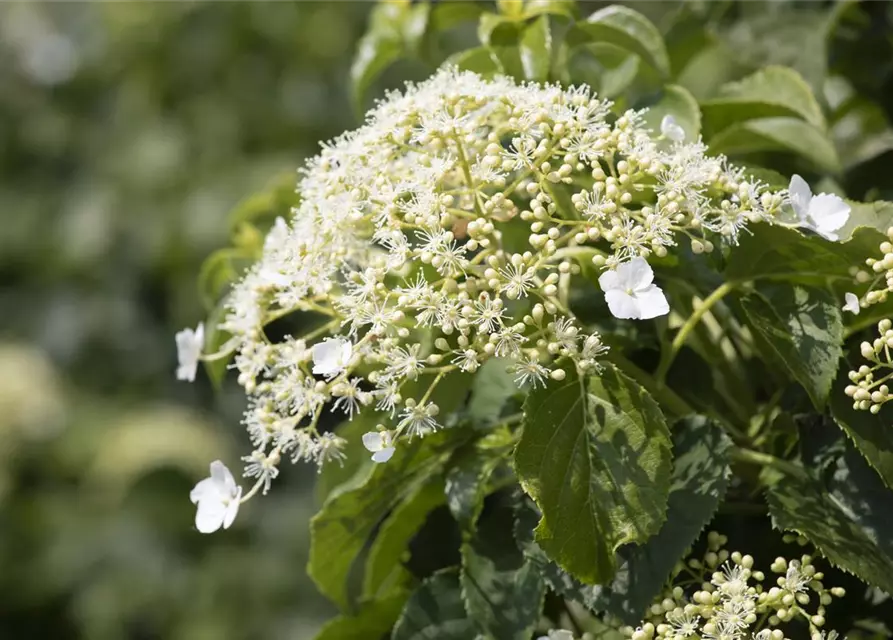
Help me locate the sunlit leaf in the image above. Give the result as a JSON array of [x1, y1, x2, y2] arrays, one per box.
[[514, 362, 672, 584]]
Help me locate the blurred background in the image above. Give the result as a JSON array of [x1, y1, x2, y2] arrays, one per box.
[[2, 2, 892, 639], [0, 3, 376, 638]]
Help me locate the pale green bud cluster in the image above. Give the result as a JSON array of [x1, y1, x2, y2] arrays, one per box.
[[622, 532, 844, 640]]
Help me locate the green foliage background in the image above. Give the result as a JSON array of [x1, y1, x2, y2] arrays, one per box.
[[3, 1, 893, 639]]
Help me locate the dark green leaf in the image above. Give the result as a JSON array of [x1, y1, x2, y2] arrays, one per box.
[[514, 362, 672, 584], [446, 46, 505, 76], [391, 570, 476, 640], [363, 479, 446, 601], [444, 449, 501, 532], [766, 445, 893, 594], [830, 367, 893, 489], [739, 283, 843, 409], [520, 15, 551, 82], [514, 495, 602, 611], [568, 5, 670, 78], [309, 430, 467, 610], [723, 223, 851, 283], [642, 84, 701, 142], [314, 593, 408, 640], [315, 412, 380, 506], [466, 358, 518, 426], [592, 416, 732, 623], [708, 118, 840, 175], [702, 66, 826, 133], [460, 501, 545, 640]]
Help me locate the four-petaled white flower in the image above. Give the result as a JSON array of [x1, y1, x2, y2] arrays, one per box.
[[190, 460, 242, 534], [789, 174, 851, 241], [661, 114, 685, 142], [598, 257, 670, 320], [362, 431, 396, 463], [175, 322, 204, 382], [312, 338, 352, 378], [843, 292, 860, 315]]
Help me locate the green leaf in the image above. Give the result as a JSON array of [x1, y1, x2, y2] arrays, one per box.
[[701, 66, 826, 133], [466, 358, 518, 426], [837, 200, 893, 242], [315, 412, 380, 505], [391, 570, 476, 640], [766, 445, 893, 594], [308, 430, 467, 610], [830, 367, 893, 489], [739, 283, 843, 409], [523, 0, 576, 20], [351, 3, 430, 113], [675, 42, 743, 102], [514, 362, 672, 584], [514, 495, 602, 611], [447, 46, 505, 76], [723, 224, 852, 283], [642, 84, 701, 142], [592, 416, 732, 623], [460, 501, 545, 640], [314, 593, 408, 640], [363, 479, 446, 601], [568, 5, 670, 78], [429, 2, 484, 32], [444, 449, 501, 533], [708, 118, 840, 174], [478, 12, 520, 47], [565, 43, 639, 100], [520, 15, 551, 82], [201, 298, 235, 389], [197, 247, 254, 312]]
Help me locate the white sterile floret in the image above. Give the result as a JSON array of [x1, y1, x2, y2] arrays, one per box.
[[362, 430, 395, 463], [175, 322, 204, 382], [311, 338, 352, 378], [599, 257, 670, 320], [660, 114, 686, 142], [843, 292, 860, 315], [788, 174, 851, 241], [190, 460, 242, 534]]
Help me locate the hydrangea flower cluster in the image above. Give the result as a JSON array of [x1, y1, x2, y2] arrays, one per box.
[[623, 532, 844, 640], [174, 68, 822, 530]]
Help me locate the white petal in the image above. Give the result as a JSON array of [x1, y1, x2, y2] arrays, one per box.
[[619, 257, 654, 290], [809, 193, 850, 240], [597, 269, 620, 292], [634, 285, 670, 320], [312, 338, 349, 377], [788, 174, 813, 220], [843, 292, 860, 315], [175, 323, 203, 382], [341, 340, 353, 365], [371, 447, 395, 463], [604, 290, 641, 320], [660, 115, 685, 142], [362, 431, 383, 452], [195, 499, 226, 534], [209, 460, 234, 490], [189, 477, 216, 505], [222, 488, 242, 529]]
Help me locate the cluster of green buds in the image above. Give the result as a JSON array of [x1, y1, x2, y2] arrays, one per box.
[[847, 318, 893, 413]]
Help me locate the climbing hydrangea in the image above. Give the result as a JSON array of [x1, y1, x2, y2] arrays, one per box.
[[176, 68, 808, 517]]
